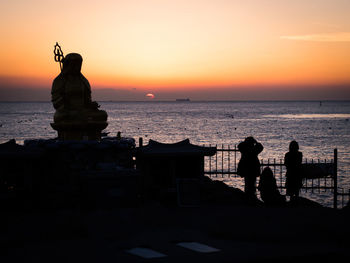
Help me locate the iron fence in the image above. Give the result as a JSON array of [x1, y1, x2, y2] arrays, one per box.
[[204, 145, 349, 209]]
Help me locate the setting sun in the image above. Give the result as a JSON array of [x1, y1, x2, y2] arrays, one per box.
[[146, 93, 155, 99]]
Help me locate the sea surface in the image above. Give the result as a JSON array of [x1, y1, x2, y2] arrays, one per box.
[[1, 101, 350, 207]]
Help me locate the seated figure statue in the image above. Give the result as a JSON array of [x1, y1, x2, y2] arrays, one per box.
[[52, 53, 107, 122], [51, 53, 108, 140]]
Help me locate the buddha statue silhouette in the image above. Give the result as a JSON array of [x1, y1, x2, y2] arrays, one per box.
[[51, 44, 108, 140], [52, 53, 107, 122]]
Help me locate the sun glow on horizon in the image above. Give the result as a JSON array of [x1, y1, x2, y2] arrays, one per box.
[[146, 93, 155, 99]]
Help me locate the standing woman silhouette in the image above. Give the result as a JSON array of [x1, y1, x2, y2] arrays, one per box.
[[284, 141, 303, 201]]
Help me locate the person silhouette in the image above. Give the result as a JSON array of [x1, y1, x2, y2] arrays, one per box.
[[258, 167, 286, 206], [284, 141, 303, 201], [237, 137, 263, 198]]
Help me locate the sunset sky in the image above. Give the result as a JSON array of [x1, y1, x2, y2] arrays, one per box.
[[0, 0, 350, 100]]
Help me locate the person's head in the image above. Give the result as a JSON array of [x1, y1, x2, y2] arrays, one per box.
[[261, 167, 273, 178], [62, 53, 83, 75], [244, 136, 256, 145], [289, 140, 299, 152]]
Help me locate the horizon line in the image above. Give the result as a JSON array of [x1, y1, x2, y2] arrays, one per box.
[[1, 99, 350, 103]]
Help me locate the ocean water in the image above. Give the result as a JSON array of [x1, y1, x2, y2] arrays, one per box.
[[1, 101, 350, 206]]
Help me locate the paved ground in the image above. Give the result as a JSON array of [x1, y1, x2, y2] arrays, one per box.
[[3, 203, 350, 262]]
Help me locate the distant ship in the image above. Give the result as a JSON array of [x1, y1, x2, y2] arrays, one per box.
[[176, 98, 190, 102]]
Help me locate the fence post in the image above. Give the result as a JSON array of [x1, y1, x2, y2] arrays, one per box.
[[334, 149, 338, 209], [222, 144, 224, 178], [215, 144, 218, 177], [305, 158, 308, 192], [311, 159, 314, 193], [139, 137, 143, 147], [280, 159, 283, 188], [234, 145, 237, 172], [209, 144, 212, 177], [228, 145, 230, 176]]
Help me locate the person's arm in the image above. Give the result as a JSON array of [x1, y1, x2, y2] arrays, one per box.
[[298, 152, 303, 165], [272, 176, 277, 189], [284, 153, 289, 168], [238, 142, 245, 153], [255, 142, 264, 154]]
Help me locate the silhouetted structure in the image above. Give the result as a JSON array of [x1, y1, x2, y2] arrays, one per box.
[[0, 137, 136, 210], [136, 139, 216, 204], [50, 46, 108, 140], [237, 137, 263, 197], [285, 140, 303, 200], [258, 167, 286, 206]]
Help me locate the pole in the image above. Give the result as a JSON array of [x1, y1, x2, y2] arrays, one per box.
[[333, 149, 338, 209]]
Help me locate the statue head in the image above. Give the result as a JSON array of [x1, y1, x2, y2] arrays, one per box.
[[62, 53, 82, 75]]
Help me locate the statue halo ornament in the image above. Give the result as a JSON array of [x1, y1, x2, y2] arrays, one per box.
[[53, 42, 64, 71]]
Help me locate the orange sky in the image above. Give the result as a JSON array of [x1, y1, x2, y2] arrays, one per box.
[[0, 0, 350, 99]]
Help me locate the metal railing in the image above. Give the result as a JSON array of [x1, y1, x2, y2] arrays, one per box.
[[204, 145, 349, 209]]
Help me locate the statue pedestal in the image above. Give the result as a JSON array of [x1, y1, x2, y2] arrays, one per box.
[[50, 121, 108, 141]]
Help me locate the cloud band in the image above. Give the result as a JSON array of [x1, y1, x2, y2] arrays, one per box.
[[280, 32, 350, 42]]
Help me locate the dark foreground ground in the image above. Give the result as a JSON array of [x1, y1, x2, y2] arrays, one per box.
[[3, 202, 350, 263], [2, 138, 349, 262]]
